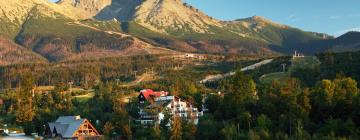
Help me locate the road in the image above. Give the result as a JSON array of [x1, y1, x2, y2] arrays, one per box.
[[120, 73, 157, 87], [200, 59, 273, 83], [70, 21, 129, 37]]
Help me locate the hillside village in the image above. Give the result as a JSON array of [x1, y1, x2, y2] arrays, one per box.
[[137, 89, 202, 125], [1, 50, 360, 139], [1, 88, 205, 139], [0, 0, 360, 140]]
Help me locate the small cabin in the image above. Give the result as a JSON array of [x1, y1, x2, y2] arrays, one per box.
[[46, 116, 101, 140]]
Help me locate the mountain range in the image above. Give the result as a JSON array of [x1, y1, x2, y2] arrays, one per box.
[[0, 0, 358, 65]]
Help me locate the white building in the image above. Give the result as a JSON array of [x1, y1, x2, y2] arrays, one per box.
[[185, 53, 195, 58], [293, 51, 305, 59], [138, 93, 202, 125]]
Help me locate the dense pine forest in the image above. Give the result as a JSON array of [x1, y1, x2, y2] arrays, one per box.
[[0, 51, 360, 140]]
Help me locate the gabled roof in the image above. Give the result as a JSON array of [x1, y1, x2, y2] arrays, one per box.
[[140, 89, 168, 101], [48, 116, 87, 138]]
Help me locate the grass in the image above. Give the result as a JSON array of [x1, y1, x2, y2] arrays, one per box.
[[125, 21, 263, 43], [260, 72, 289, 84], [290, 56, 321, 71], [122, 21, 177, 44], [19, 8, 126, 47], [0, 18, 21, 39], [259, 56, 321, 84], [173, 25, 240, 41], [21, 12, 98, 40], [72, 89, 95, 103], [33, 86, 95, 102], [80, 19, 122, 32], [224, 19, 326, 53], [35, 86, 54, 91], [194, 60, 260, 74]]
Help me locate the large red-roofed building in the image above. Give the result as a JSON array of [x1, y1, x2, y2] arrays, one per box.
[[137, 89, 202, 125], [138, 89, 168, 103]]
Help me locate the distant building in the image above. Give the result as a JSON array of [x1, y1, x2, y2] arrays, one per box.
[[184, 53, 206, 60], [137, 90, 202, 125], [293, 51, 305, 59], [138, 89, 169, 103], [46, 116, 101, 140], [185, 53, 195, 58]]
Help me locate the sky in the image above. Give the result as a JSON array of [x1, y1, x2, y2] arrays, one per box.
[[49, 0, 360, 36], [184, 0, 360, 36]]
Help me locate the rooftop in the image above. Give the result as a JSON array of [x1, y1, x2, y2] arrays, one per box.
[[48, 116, 86, 138]]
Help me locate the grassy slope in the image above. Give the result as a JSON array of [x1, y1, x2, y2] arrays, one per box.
[[0, 37, 48, 65], [224, 20, 328, 54], [19, 10, 98, 41], [290, 56, 321, 72], [125, 16, 331, 56], [260, 72, 289, 84], [259, 56, 321, 83], [122, 21, 176, 44], [80, 19, 123, 32], [0, 18, 21, 39], [15, 7, 151, 62], [260, 25, 324, 46], [123, 21, 272, 55]]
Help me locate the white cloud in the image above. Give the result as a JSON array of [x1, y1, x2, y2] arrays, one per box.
[[333, 27, 360, 37]]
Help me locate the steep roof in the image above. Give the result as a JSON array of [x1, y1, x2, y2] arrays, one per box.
[[140, 89, 168, 101], [48, 116, 86, 138]]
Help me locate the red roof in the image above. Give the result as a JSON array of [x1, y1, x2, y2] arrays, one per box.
[[140, 89, 168, 101]]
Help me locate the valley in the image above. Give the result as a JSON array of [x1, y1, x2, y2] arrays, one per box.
[[1, 0, 353, 66], [0, 0, 360, 140]]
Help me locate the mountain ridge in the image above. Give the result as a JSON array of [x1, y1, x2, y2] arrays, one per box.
[[293, 31, 360, 54], [1, 0, 357, 66]]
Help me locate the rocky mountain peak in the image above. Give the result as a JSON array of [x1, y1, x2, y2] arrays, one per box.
[[0, 0, 79, 22], [233, 15, 288, 30], [132, 0, 221, 33], [57, 0, 220, 33], [57, 0, 111, 18]]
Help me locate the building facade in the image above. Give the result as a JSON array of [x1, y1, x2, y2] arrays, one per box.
[[46, 116, 101, 140], [137, 89, 202, 125]]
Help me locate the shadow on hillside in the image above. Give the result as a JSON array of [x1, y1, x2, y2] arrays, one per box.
[[95, 0, 143, 21]]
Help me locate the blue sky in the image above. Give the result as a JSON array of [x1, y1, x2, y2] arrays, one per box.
[[184, 0, 360, 36], [49, 0, 360, 36]]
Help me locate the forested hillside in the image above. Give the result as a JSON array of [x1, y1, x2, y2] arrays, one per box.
[[0, 51, 359, 139]]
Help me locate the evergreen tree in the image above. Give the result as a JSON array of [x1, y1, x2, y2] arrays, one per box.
[[170, 117, 182, 140], [15, 74, 36, 135], [221, 124, 238, 140]]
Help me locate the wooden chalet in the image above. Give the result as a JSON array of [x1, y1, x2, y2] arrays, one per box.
[[46, 116, 101, 140]]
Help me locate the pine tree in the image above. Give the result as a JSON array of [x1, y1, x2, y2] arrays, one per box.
[[170, 117, 182, 140], [16, 74, 35, 123]]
